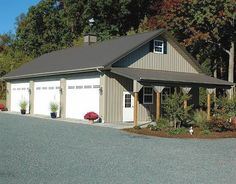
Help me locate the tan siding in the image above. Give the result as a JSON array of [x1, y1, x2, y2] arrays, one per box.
[[104, 73, 156, 123], [104, 73, 133, 122], [114, 38, 198, 74]]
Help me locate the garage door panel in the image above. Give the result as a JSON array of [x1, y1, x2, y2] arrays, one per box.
[[34, 81, 60, 116], [66, 77, 100, 119], [11, 83, 29, 113]]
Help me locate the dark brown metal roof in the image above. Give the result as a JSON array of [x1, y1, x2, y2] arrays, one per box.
[[5, 29, 173, 79], [111, 67, 234, 88]]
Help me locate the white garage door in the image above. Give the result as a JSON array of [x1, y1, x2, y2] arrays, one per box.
[[34, 81, 60, 116], [11, 83, 29, 113], [66, 77, 100, 119]]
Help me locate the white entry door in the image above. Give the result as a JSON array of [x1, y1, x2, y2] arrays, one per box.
[[11, 83, 29, 113], [123, 91, 134, 122], [66, 77, 100, 119], [34, 81, 60, 116]]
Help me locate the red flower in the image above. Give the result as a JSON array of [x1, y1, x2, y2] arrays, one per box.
[[84, 112, 99, 120], [0, 104, 5, 110]]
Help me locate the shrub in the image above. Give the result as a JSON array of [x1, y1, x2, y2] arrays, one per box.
[[133, 125, 141, 130], [215, 95, 236, 118], [193, 110, 208, 130], [208, 117, 232, 132], [168, 128, 188, 135], [50, 102, 59, 113], [163, 91, 192, 128], [147, 124, 160, 131], [201, 129, 211, 135], [156, 118, 170, 130]]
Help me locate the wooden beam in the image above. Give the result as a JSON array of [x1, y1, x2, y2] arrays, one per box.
[[184, 100, 187, 109], [134, 92, 138, 127], [207, 93, 211, 120], [156, 91, 161, 122]]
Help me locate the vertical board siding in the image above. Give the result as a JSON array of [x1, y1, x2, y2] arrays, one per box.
[[104, 73, 133, 122], [104, 73, 156, 123], [114, 37, 198, 74]]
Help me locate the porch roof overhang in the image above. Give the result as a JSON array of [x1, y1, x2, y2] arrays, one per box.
[[110, 67, 234, 89]]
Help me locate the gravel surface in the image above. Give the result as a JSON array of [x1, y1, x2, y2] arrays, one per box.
[[0, 113, 236, 184]]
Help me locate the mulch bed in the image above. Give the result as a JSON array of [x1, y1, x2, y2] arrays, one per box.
[[123, 127, 236, 139]]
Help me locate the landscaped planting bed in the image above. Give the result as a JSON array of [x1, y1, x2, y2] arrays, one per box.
[[123, 127, 236, 139]]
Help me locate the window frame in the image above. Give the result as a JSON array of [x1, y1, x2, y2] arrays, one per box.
[[153, 40, 164, 54], [143, 87, 153, 104]]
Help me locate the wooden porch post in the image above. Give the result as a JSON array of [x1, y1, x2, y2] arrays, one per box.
[[133, 80, 142, 127], [156, 91, 161, 122], [206, 89, 215, 121], [182, 87, 191, 110], [134, 92, 138, 127], [184, 100, 188, 109], [207, 93, 211, 121], [153, 86, 165, 122]]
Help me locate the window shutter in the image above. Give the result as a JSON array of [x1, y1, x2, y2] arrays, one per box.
[[164, 40, 167, 54], [138, 87, 143, 104], [149, 40, 154, 52]]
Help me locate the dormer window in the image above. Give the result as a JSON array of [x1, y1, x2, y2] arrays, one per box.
[[153, 40, 164, 54]]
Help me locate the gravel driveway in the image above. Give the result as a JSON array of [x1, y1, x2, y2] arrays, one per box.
[[0, 113, 236, 184]]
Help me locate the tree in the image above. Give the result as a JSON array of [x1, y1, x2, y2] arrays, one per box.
[[140, 0, 235, 94]]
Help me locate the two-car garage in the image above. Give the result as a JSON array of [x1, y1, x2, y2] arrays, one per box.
[[9, 76, 100, 120]]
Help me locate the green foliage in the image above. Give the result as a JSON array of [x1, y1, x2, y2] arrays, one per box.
[[133, 125, 141, 130], [163, 91, 192, 128], [14, 0, 153, 57], [19, 100, 28, 110], [50, 102, 59, 113], [147, 124, 160, 131], [201, 129, 211, 135], [157, 118, 170, 129], [193, 109, 208, 130], [215, 95, 236, 118], [168, 128, 188, 135]]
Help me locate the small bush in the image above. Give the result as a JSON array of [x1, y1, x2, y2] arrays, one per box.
[[208, 117, 232, 132], [168, 128, 188, 135], [193, 110, 208, 130], [201, 129, 211, 135], [157, 118, 170, 130], [133, 125, 141, 130]]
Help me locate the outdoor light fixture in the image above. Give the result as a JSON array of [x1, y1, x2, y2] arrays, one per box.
[[99, 86, 103, 95], [60, 88, 63, 94], [28, 88, 31, 95]]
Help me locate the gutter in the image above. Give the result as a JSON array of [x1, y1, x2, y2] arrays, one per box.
[[3, 66, 105, 80]]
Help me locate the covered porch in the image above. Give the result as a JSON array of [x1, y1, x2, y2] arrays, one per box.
[[111, 67, 234, 126]]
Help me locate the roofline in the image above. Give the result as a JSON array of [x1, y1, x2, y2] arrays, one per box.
[[104, 29, 166, 68], [140, 79, 234, 88], [3, 66, 104, 81]]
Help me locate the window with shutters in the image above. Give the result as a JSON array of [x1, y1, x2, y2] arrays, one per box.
[[153, 40, 164, 54]]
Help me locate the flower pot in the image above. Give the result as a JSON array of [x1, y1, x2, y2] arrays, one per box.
[[21, 109, 26, 115], [50, 112, 57, 119]]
